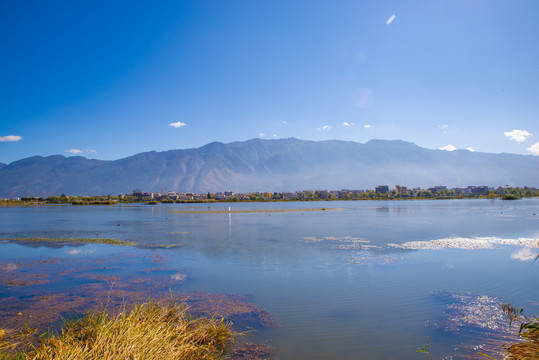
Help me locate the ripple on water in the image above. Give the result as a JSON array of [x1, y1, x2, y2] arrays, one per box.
[[432, 291, 525, 359]]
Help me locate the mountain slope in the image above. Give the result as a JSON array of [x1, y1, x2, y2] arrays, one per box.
[[0, 138, 537, 197]]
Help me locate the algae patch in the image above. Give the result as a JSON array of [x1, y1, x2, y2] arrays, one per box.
[[388, 236, 539, 250], [303, 236, 379, 250], [1, 237, 137, 246]]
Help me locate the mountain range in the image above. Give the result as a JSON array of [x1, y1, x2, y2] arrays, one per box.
[[1, 138, 537, 197]]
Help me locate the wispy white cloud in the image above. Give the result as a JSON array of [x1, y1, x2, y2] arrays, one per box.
[[439, 144, 456, 151], [343, 122, 355, 127], [66, 149, 96, 155], [364, 124, 371, 129], [169, 121, 187, 128], [316, 125, 332, 131], [386, 14, 396, 25], [438, 124, 449, 133], [0, 135, 22, 142], [527, 141, 539, 155], [504, 129, 532, 142], [281, 121, 288, 125], [66, 149, 83, 155], [466, 147, 475, 152], [273, 134, 277, 137]]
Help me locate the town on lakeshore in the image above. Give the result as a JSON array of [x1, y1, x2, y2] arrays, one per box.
[[3, 185, 538, 204]]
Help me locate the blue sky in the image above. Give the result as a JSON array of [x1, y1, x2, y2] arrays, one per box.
[[1, 0, 538, 164]]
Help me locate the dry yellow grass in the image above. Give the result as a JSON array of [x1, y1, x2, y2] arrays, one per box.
[[0, 298, 237, 360]]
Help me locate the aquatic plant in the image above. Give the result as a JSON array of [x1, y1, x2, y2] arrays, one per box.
[[1, 238, 137, 246], [498, 250, 539, 359], [0, 298, 237, 360], [416, 336, 432, 360]]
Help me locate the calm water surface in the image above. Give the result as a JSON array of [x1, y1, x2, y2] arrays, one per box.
[[1, 199, 538, 359]]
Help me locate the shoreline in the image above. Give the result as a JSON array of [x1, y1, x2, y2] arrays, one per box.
[[1, 195, 538, 207]]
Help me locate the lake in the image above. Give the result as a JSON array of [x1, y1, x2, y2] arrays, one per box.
[[1, 199, 538, 359]]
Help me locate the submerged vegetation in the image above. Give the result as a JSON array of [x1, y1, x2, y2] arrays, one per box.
[[0, 297, 237, 360], [1, 238, 137, 246], [169, 207, 340, 214]]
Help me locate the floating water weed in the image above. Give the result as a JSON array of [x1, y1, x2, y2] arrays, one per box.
[[416, 336, 432, 360], [1, 238, 137, 246]]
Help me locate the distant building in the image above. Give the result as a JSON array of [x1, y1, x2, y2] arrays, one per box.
[[282, 192, 295, 200], [395, 185, 408, 196], [467, 186, 488, 196], [134, 192, 154, 200], [428, 186, 447, 194], [375, 185, 389, 195]]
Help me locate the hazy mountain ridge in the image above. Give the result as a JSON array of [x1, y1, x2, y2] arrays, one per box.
[[1, 138, 537, 197]]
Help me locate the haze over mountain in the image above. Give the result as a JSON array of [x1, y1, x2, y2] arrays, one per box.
[[0, 138, 537, 198]]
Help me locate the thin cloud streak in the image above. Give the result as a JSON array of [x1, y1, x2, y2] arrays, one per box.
[[66, 149, 83, 155], [316, 125, 332, 131], [438, 124, 449, 133], [386, 14, 396, 25], [66, 149, 96, 155], [169, 121, 187, 128], [0, 135, 22, 142]]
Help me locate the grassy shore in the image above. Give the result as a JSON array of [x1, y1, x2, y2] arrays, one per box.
[[0, 298, 237, 360]]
